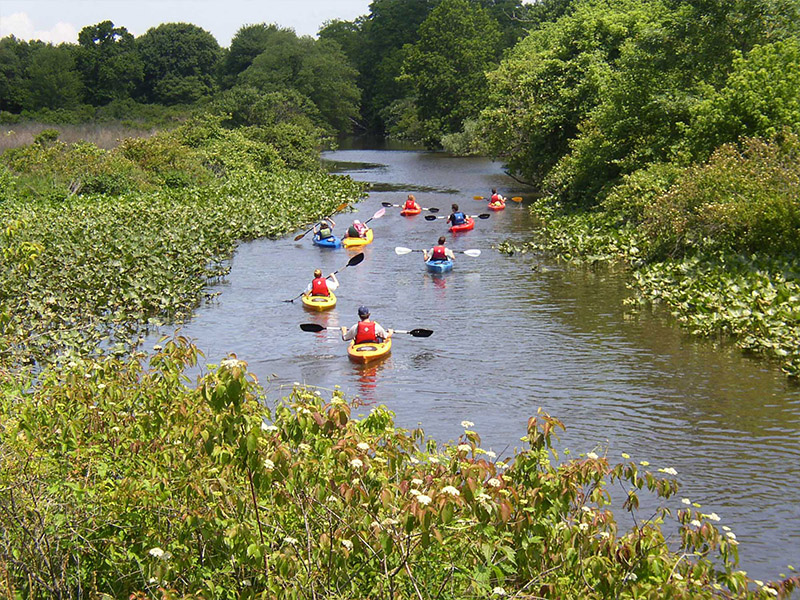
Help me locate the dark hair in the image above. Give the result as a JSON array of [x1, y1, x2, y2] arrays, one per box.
[[314, 269, 322, 277], [451, 203, 459, 211], [438, 236, 446, 244], [492, 188, 497, 194]]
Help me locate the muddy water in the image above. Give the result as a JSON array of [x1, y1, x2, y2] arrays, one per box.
[[161, 142, 800, 580]]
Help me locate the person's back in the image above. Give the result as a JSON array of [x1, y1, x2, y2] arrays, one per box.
[[448, 204, 466, 225]]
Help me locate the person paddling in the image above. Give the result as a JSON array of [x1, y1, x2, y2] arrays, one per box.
[[423, 236, 455, 263], [403, 194, 420, 212], [447, 203, 467, 226], [341, 306, 392, 343], [489, 188, 506, 207], [314, 217, 336, 240], [304, 269, 339, 298], [346, 219, 368, 239]]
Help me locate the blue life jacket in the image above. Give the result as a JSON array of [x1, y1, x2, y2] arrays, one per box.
[[451, 211, 466, 225]]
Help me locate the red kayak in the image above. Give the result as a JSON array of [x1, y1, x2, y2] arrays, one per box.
[[488, 201, 505, 211], [400, 206, 422, 216], [449, 217, 474, 233]]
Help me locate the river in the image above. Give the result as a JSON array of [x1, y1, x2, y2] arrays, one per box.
[[161, 140, 800, 581]]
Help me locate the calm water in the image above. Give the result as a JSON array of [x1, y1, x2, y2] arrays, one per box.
[[158, 143, 800, 580]]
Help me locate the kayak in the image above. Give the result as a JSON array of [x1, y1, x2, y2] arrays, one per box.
[[425, 259, 453, 273], [312, 234, 342, 248], [301, 292, 337, 311], [488, 202, 506, 211], [400, 206, 422, 216], [347, 338, 392, 363], [342, 228, 374, 248], [449, 217, 474, 233]]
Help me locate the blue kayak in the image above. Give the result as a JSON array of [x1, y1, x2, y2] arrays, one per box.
[[425, 259, 453, 273], [313, 234, 342, 248]]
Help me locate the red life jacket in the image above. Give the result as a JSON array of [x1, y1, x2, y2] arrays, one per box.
[[355, 320, 377, 344], [311, 277, 329, 296], [405, 199, 419, 210], [431, 245, 447, 260], [491, 193, 503, 204]]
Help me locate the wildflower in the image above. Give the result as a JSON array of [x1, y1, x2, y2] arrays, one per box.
[[581, 506, 592, 513], [97, 383, 106, 390], [409, 489, 421, 497], [221, 358, 244, 369], [496, 461, 507, 469], [492, 587, 507, 596], [487, 478, 502, 488], [765, 587, 778, 597], [690, 520, 702, 527], [755, 580, 764, 587], [623, 572, 638, 582], [417, 494, 432, 506], [357, 442, 370, 451], [722, 525, 731, 531], [148, 577, 158, 584], [411, 478, 423, 486], [326, 495, 339, 503], [292, 381, 300, 386], [461, 420, 474, 428], [314, 390, 322, 396], [587, 452, 599, 460], [457, 444, 471, 453], [261, 422, 278, 432], [579, 523, 589, 531], [726, 532, 737, 540], [441, 486, 460, 496], [661, 467, 678, 476], [428, 456, 440, 464], [705, 512, 721, 522], [350, 458, 363, 469], [409, 456, 420, 464], [639, 460, 650, 466], [341, 539, 353, 550], [381, 517, 399, 526], [284, 536, 298, 545], [681, 498, 691, 505], [673, 573, 683, 581], [486, 450, 497, 458], [621, 452, 630, 459], [729, 539, 739, 546], [263, 459, 275, 470], [298, 443, 311, 453], [475, 492, 491, 503], [599, 531, 611, 539], [148, 547, 165, 558]]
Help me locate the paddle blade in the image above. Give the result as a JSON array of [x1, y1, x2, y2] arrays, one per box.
[[347, 252, 365, 267], [294, 231, 308, 241], [473, 196, 486, 200], [511, 196, 523, 202], [427, 207, 440, 213], [477, 213, 491, 219], [373, 207, 386, 219], [395, 247, 413, 255], [381, 201, 393, 207], [300, 323, 326, 332], [424, 215, 438, 221], [463, 249, 481, 257], [409, 328, 433, 337]]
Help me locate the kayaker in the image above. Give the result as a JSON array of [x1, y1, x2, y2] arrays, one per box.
[[346, 219, 368, 239], [314, 217, 336, 240], [304, 269, 339, 297], [489, 189, 506, 206], [341, 306, 392, 343], [404, 194, 420, 211], [447, 204, 467, 226], [423, 236, 455, 262]]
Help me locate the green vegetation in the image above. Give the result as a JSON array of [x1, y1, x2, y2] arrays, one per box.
[[5, 346, 796, 598]]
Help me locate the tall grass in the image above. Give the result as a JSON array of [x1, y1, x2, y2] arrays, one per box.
[[0, 123, 156, 152]]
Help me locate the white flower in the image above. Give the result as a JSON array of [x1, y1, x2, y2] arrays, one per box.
[[765, 587, 778, 596], [722, 525, 731, 532], [599, 531, 611, 539], [661, 467, 678, 476], [581, 506, 592, 513], [409, 489, 421, 496], [673, 573, 683, 581], [284, 536, 298, 545], [148, 577, 158, 584], [417, 494, 432, 506], [578, 523, 589, 531], [411, 478, 423, 486], [705, 512, 721, 522], [292, 381, 300, 387], [690, 519, 702, 527], [381, 517, 399, 526], [729, 539, 739, 546], [441, 486, 460, 497], [428, 456, 440, 463], [220, 358, 244, 369], [496, 461, 507, 469], [485, 450, 497, 458], [350, 458, 363, 469], [260, 422, 277, 431], [681, 498, 691, 505], [476, 492, 491, 503], [487, 478, 502, 488], [623, 572, 638, 582], [148, 547, 164, 558], [754, 580, 764, 587], [461, 420, 474, 428], [491, 587, 507, 596], [341, 539, 353, 550], [409, 457, 420, 464], [326, 495, 339, 503], [263, 459, 275, 470], [726, 531, 737, 540], [357, 442, 370, 451], [586, 452, 599, 460], [314, 390, 322, 396], [457, 444, 471, 453]]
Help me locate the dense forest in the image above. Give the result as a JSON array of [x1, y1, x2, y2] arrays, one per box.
[[3, 0, 800, 597]]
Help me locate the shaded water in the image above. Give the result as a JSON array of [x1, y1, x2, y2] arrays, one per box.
[[160, 144, 800, 580]]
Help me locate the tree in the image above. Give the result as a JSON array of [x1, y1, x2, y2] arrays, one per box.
[[0, 36, 33, 112], [75, 21, 143, 105], [26, 44, 84, 110], [401, 0, 502, 145], [136, 23, 221, 104], [219, 23, 285, 89]]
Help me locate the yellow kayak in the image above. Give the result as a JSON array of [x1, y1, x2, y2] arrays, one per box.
[[341, 228, 374, 248], [347, 338, 392, 363], [301, 292, 337, 311]]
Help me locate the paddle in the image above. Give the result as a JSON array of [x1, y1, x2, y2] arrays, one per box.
[[300, 323, 433, 337], [475, 195, 523, 203], [394, 246, 481, 257], [381, 201, 439, 213], [362, 207, 386, 226], [294, 202, 349, 241], [425, 213, 490, 221], [282, 252, 365, 303]]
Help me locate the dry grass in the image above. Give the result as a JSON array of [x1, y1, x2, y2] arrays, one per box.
[[0, 123, 156, 153]]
